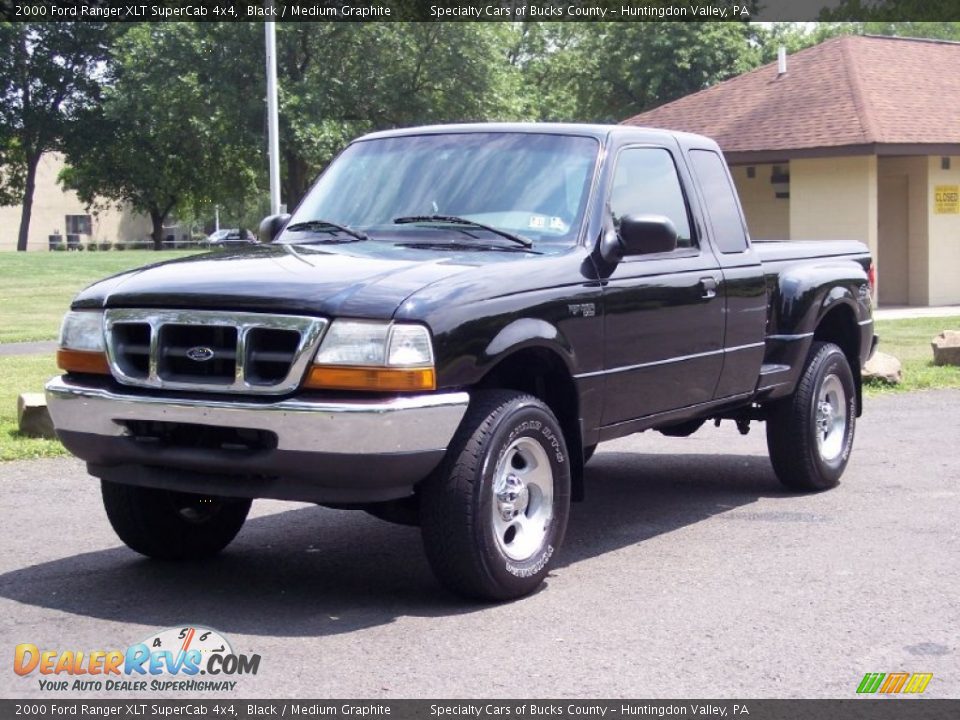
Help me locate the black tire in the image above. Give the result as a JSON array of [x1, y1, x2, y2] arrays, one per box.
[[420, 390, 571, 601], [101, 481, 251, 560], [583, 444, 598, 464], [766, 341, 857, 491]]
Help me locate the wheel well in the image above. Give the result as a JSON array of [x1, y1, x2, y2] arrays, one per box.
[[475, 347, 585, 500], [814, 303, 862, 412]]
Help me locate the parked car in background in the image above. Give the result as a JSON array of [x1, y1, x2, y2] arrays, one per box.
[[206, 228, 256, 245]]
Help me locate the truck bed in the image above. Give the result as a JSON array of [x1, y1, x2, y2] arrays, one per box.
[[752, 238, 870, 264]]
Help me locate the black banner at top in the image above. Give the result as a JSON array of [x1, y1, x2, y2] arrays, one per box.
[[1, 0, 958, 23]]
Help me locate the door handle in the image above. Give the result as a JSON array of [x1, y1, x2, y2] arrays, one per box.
[[699, 276, 718, 299]]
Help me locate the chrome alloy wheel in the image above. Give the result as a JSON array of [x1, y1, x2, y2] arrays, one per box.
[[815, 373, 847, 462], [491, 437, 555, 561]]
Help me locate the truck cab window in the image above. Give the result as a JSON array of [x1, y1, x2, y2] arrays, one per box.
[[689, 149, 750, 253], [610, 148, 693, 249]]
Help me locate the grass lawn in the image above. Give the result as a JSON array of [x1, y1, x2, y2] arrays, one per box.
[[0, 354, 65, 461], [868, 316, 960, 394], [0, 250, 198, 344]]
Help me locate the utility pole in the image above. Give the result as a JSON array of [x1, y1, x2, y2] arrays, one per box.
[[264, 18, 282, 215]]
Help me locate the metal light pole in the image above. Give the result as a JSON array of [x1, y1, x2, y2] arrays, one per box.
[[264, 19, 282, 216]]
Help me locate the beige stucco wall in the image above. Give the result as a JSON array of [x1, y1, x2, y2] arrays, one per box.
[[730, 164, 790, 240], [927, 155, 960, 306], [789, 156, 879, 265], [0, 153, 151, 252]]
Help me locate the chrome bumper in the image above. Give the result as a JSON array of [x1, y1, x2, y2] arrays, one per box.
[[45, 376, 469, 455]]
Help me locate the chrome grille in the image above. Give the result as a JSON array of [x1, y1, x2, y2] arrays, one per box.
[[104, 310, 327, 394]]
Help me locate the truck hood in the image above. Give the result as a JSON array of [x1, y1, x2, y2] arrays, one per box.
[[73, 243, 488, 319]]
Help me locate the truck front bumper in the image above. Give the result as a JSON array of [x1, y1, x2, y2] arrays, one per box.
[[45, 376, 469, 503]]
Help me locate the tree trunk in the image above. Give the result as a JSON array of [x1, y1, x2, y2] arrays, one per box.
[[149, 208, 164, 250], [15, 153, 41, 252], [284, 150, 309, 210]]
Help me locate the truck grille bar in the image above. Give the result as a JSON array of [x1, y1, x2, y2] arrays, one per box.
[[103, 309, 328, 395]]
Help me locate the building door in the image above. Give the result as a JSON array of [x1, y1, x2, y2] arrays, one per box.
[[878, 175, 910, 305]]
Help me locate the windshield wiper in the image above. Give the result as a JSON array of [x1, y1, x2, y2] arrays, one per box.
[[284, 219, 369, 242], [393, 215, 532, 248]]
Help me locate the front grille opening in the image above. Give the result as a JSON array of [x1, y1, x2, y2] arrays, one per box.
[[112, 322, 151, 378], [158, 324, 237, 384], [245, 328, 301, 385], [122, 420, 278, 452]]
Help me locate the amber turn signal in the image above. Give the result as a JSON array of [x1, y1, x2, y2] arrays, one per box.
[[57, 349, 111, 375], [304, 365, 436, 392]]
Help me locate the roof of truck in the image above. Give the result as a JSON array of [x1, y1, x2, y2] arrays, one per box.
[[358, 122, 714, 146]]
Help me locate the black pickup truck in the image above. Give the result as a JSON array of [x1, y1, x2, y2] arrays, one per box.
[[46, 123, 876, 600]]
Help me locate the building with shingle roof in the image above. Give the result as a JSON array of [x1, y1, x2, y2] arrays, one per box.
[[624, 35, 960, 306]]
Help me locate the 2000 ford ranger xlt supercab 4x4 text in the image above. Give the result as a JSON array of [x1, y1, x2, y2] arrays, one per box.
[[47, 124, 877, 600]]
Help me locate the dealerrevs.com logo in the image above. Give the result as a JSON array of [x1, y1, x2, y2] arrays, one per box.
[[13, 626, 261, 693]]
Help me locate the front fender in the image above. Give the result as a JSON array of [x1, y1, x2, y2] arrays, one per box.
[[483, 318, 576, 369]]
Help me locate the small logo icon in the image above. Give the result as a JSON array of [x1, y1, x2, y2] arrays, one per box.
[[857, 672, 933, 694], [186, 346, 215, 362]]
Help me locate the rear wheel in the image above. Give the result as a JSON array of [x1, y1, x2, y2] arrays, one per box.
[[766, 342, 857, 491], [420, 391, 571, 601], [101, 481, 251, 560]]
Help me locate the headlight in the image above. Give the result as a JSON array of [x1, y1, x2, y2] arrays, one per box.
[[306, 321, 435, 391], [57, 311, 110, 375], [59, 311, 106, 352]]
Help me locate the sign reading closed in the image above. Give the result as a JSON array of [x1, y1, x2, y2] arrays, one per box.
[[934, 185, 959, 214]]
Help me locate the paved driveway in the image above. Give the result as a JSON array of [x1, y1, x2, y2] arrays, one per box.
[[1, 390, 957, 699]]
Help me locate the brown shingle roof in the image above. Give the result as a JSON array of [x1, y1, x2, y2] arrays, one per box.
[[623, 35, 960, 154]]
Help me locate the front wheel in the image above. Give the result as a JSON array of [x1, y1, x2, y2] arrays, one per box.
[[420, 391, 571, 601], [766, 341, 857, 491], [101, 481, 251, 560]]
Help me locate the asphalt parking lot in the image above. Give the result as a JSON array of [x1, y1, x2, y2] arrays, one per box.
[[1, 390, 957, 699]]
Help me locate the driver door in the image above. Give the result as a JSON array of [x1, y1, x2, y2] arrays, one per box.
[[601, 145, 725, 426]]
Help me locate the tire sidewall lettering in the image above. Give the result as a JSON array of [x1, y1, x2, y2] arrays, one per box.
[[816, 352, 856, 474], [484, 405, 569, 582]]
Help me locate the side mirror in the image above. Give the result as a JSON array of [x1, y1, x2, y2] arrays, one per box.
[[619, 214, 678, 256], [259, 213, 291, 243]]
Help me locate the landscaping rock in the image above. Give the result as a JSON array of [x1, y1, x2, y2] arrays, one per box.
[[17, 393, 56, 439], [932, 330, 960, 366], [863, 351, 902, 384]]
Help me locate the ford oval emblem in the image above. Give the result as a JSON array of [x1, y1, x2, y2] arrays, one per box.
[[186, 346, 215, 362]]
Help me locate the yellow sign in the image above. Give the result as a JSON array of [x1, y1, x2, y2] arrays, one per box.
[[934, 185, 959, 214]]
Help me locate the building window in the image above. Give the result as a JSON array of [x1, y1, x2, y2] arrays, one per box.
[[65, 214, 92, 235]]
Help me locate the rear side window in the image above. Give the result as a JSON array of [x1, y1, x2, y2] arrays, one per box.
[[609, 148, 693, 248], [689, 150, 749, 254]]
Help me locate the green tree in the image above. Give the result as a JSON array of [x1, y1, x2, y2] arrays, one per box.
[[513, 22, 761, 123], [60, 23, 262, 248], [275, 22, 526, 206], [0, 23, 112, 251]]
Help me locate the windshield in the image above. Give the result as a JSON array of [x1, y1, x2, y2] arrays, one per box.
[[290, 132, 600, 245]]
